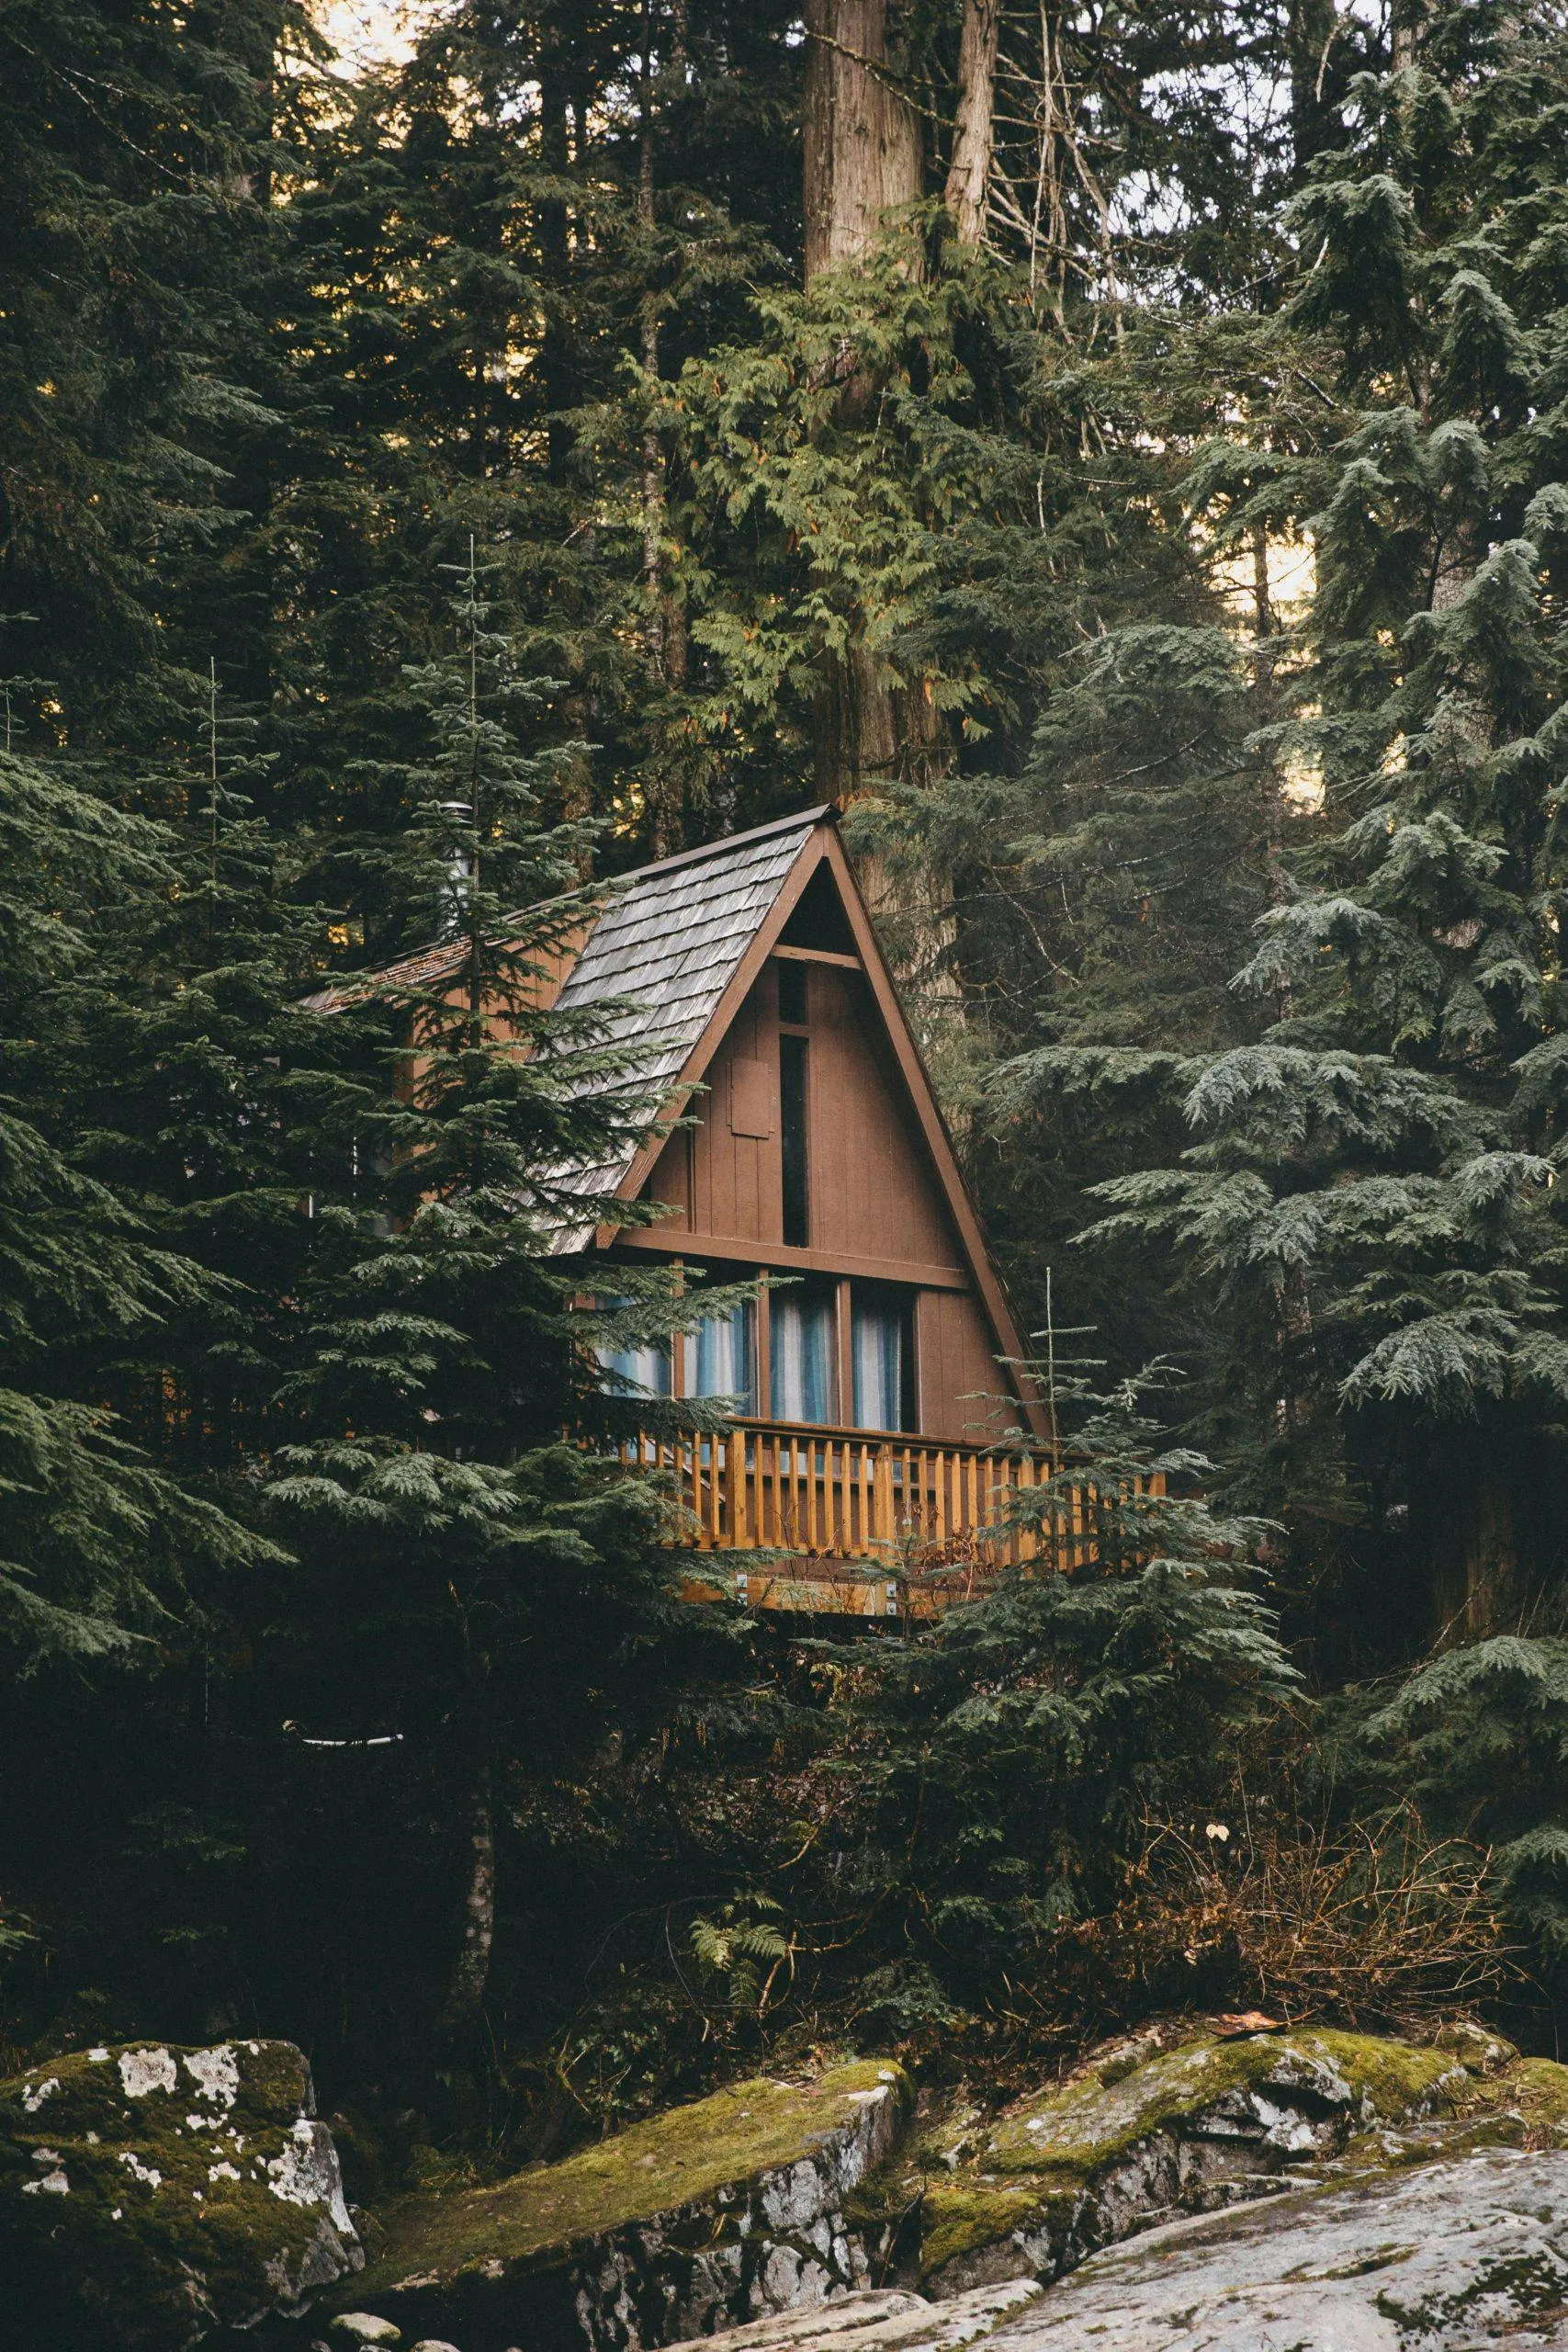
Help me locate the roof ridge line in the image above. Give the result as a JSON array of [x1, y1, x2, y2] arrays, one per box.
[[596, 804, 832, 892]]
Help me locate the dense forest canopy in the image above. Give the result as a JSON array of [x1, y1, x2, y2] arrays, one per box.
[[7, 0, 1568, 2191]]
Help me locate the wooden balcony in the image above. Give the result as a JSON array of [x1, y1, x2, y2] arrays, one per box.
[[616, 1418, 1156, 1617]]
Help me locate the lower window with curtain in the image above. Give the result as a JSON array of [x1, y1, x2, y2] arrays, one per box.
[[596, 1302, 671, 1400], [682, 1298, 756, 1415], [770, 1284, 837, 1424], [852, 1287, 914, 1432]]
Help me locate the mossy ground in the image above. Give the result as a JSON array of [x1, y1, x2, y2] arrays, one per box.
[[353, 2059, 909, 2297]]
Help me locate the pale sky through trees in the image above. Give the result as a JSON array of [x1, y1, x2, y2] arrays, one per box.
[[315, 0, 427, 73]]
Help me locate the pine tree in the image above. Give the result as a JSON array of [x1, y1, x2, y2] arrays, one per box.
[[0, 747, 265, 1667], [1085, 2, 1568, 1647], [813, 1372, 1297, 2039], [0, 0, 316, 745], [262, 548, 718, 2086]]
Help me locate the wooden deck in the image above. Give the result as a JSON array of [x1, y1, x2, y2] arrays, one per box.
[[617, 1419, 1156, 1617]]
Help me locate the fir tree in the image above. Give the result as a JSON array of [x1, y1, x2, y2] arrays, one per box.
[[262, 548, 722, 2085], [0, 748, 265, 1666], [1086, 2, 1568, 1648]]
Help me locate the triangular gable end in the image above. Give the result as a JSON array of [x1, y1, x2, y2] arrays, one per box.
[[586, 816, 1047, 1442]]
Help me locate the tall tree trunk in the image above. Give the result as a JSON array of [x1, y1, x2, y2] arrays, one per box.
[[437, 1758, 495, 2047], [803, 0, 930, 811], [539, 53, 572, 486], [945, 0, 999, 243], [1392, 0, 1432, 73], [1285, 0, 1339, 175], [803, 0, 924, 286]]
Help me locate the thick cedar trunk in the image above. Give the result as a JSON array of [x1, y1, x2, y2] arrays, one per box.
[[945, 0, 999, 243], [803, 0, 923, 286], [803, 0, 931, 808]]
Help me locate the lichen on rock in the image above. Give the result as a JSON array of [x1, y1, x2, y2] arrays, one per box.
[[0, 2037, 362, 2349], [865, 2027, 1551, 2300]]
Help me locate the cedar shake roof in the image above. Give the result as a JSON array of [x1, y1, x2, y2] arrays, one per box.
[[547, 808, 826, 1224], [298, 807, 829, 1230]]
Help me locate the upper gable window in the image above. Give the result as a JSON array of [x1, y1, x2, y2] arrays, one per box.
[[780, 1032, 808, 1246]]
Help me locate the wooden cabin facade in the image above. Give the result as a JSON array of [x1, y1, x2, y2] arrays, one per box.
[[309, 808, 1099, 1615]]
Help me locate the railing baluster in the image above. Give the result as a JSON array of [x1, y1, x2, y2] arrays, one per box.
[[621, 1420, 1132, 1601], [874, 1442, 893, 1556]]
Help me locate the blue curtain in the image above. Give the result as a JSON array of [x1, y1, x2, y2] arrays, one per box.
[[597, 1302, 671, 1399], [684, 1301, 755, 1412], [771, 1291, 836, 1423], [852, 1298, 904, 1430]]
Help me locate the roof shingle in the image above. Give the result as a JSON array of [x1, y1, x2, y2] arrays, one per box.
[[547, 810, 823, 1227]]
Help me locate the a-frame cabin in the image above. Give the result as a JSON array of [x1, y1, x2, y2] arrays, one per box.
[[309, 807, 1073, 1616]]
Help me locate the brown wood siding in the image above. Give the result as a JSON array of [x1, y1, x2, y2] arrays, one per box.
[[807, 966, 964, 1269], [682, 970, 784, 1245], [916, 1288, 1014, 1445], [641, 961, 964, 1275], [632, 953, 1012, 1441]]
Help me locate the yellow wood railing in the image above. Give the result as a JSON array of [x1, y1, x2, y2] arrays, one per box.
[[617, 1419, 1157, 1591]]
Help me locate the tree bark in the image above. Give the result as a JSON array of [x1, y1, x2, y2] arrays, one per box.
[[803, 0, 924, 286], [437, 1759, 495, 2046], [945, 0, 999, 244], [1285, 0, 1339, 174], [1391, 0, 1432, 73]]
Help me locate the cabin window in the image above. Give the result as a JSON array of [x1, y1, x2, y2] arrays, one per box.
[[780, 1033, 809, 1245], [852, 1289, 914, 1432], [596, 1305, 671, 1400], [770, 1283, 837, 1423], [682, 1299, 756, 1413]]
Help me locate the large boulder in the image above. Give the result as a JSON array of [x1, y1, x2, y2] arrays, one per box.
[[976, 2143, 1568, 2348], [858, 2024, 1562, 2295], [342, 2059, 910, 2352], [0, 2036, 362, 2348]]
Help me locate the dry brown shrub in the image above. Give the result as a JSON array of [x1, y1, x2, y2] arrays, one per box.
[[1054, 1795, 1524, 2032]]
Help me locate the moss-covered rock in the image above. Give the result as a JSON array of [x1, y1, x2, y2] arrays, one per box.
[[342, 2060, 909, 2352], [0, 2037, 362, 2349], [879, 2030, 1495, 2298]]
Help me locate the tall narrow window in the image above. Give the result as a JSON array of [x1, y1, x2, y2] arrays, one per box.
[[780, 1033, 809, 1245], [771, 1285, 837, 1423], [852, 1291, 913, 1431], [682, 1300, 755, 1414]]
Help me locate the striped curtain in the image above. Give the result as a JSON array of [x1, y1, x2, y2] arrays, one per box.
[[771, 1291, 836, 1423]]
